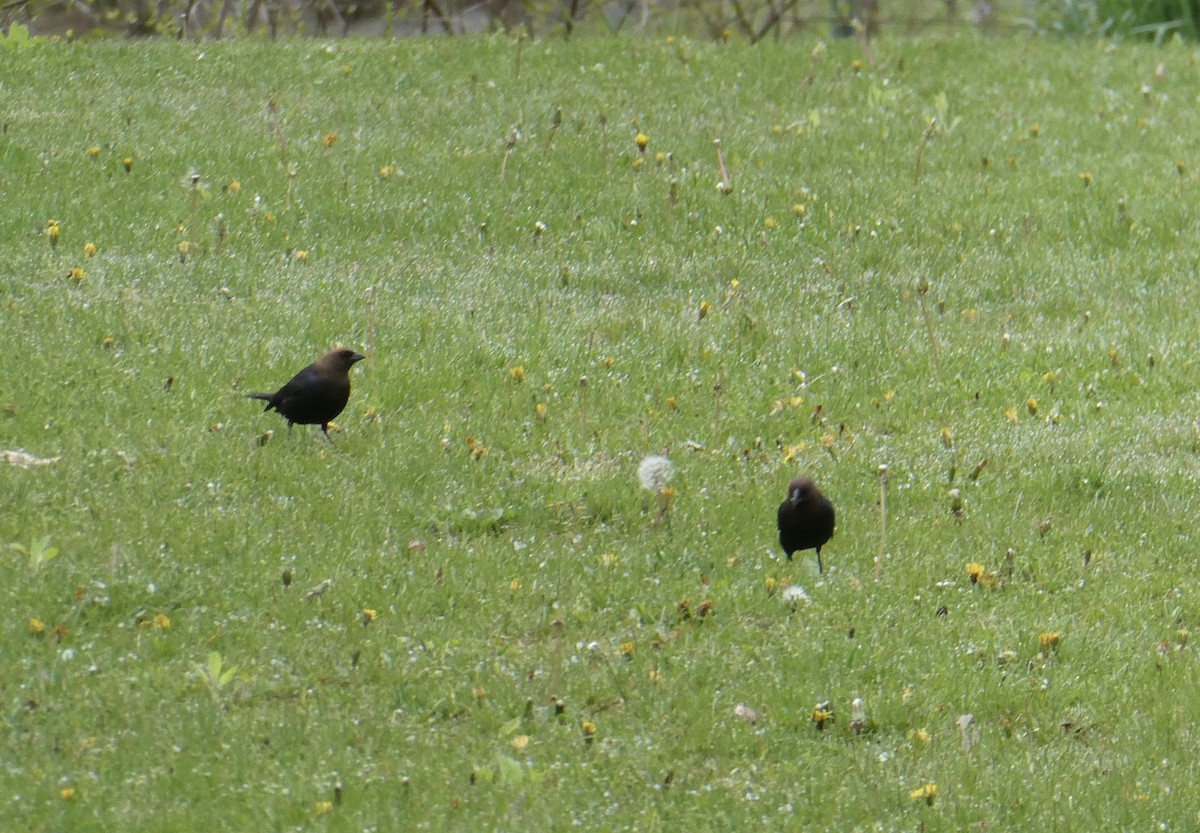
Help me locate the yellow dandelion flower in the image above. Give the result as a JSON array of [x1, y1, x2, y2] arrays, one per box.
[[48, 219, 60, 249], [509, 365, 525, 383], [60, 787, 77, 800], [83, 242, 97, 258], [602, 355, 614, 369], [1038, 631, 1061, 652], [379, 164, 396, 180], [698, 300, 712, 320], [471, 444, 488, 460], [1079, 171, 1093, 188], [654, 151, 666, 164], [620, 641, 635, 658], [534, 402, 547, 420], [509, 578, 521, 591], [966, 562, 986, 584], [225, 179, 241, 194], [647, 668, 662, 684], [511, 734, 529, 752], [793, 203, 807, 217], [581, 720, 597, 744], [1003, 405, 1019, 424], [851, 59, 863, 72], [782, 443, 806, 463], [635, 132, 649, 152], [152, 613, 171, 630], [764, 577, 778, 594], [29, 617, 45, 635], [102, 335, 115, 349], [910, 783, 937, 804], [362, 608, 377, 625], [1026, 397, 1038, 415], [293, 249, 309, 263], [600, 553, 618, 567], [123, 156, 133, 173], [811, 708, 831, 729], [911, 727, 930, 744], [314, 800, 333, 816], [322, 133, 338, 147], [86, 145, 100, 157], [1029, 123, 1040, 137], [665, 396, 678, 410], [68, 267, 85, 283], [763, 217, 777, 230]]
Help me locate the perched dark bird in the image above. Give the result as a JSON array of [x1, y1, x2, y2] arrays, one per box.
[[777, 476, 836, 573], [248, 348, 365, 442]]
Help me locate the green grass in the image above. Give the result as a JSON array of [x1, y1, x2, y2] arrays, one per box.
[[3, 31, 1200, 831]]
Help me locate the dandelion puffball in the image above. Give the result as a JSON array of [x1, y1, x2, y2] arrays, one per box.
[[637, 455, 675, 493]]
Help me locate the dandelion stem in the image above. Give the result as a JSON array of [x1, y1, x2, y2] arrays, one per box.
[[713, 139, 731, 191], [710, 368, 724, 447], [267, 99, 293, 212], [599, 111, 609, 175], [913, 117, 939, 187], [514, 26, 526, 80], [363, 278, 375, 372], [875, 464, 888, 583], [916, 279, 943, 376], [853, 16, 875, 68]]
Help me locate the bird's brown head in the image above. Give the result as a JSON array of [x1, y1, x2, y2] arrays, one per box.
[[322, 348, 366, 372], [786, 477, 818, 504]]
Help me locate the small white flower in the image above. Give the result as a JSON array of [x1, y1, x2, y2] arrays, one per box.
[[637, 455, 675, 493]]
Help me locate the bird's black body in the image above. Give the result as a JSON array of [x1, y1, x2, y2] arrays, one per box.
[[777, 476, 835, 573], [248, 348, 365, 441]]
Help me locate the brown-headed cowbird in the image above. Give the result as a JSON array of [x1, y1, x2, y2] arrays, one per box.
[[777, 476, 835, 573], [248, 348, 365, 442]]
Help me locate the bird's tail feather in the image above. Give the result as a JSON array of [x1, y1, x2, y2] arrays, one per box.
[[247, 393, 275, 412]]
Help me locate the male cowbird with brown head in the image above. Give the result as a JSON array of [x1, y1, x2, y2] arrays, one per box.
[[248, 348, 365, 442], [777, 476, 835, 573]]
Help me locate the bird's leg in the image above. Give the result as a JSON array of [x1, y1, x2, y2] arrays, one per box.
[[817, 549, 824, 574], [321, 423, 336, 444]]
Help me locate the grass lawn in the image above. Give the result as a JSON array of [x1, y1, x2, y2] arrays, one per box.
[[3, 29, 1200, 831]]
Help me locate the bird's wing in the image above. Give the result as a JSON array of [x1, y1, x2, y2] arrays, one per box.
[[272, 365, 321, 410]]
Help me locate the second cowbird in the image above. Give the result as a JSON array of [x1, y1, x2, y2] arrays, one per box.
[[777, 476, 836, 573], [248, 347, 365, 442]]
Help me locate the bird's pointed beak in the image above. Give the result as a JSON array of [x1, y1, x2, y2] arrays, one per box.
[[350, 352, 367, 363]]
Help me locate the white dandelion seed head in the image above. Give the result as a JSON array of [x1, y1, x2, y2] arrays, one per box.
[[637, 455, 675, 492], [781, 585, 811, 606]]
